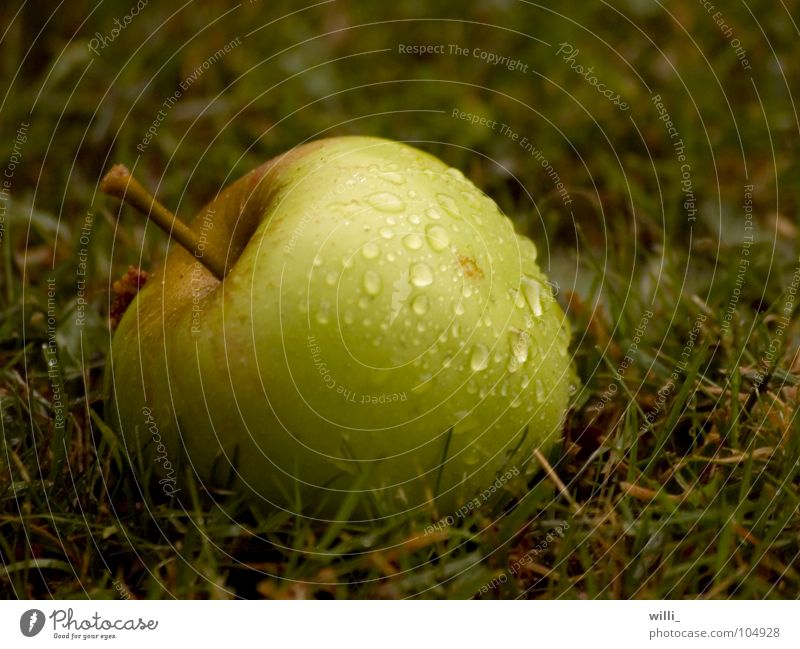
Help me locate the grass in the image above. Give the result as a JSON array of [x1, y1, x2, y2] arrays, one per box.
[[1, 0, 799, 598]]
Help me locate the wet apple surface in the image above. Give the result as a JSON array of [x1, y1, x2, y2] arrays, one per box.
[[105, 136, 576, 518]]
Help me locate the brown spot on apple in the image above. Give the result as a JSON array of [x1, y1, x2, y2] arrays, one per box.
[[110, 265, 150, 330], [458, 255, 484, 280]]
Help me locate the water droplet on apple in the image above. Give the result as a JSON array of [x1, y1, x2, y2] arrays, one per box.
[[454, 302, 465, 315], [383, 171, 405, 185], [445, 167, 466, 183], [437, 193, 460, 216], [316, 303, 331, 324], [367, 191, 404, 213], [403, 233, 423, 250], [461, 191, 480, 208], [425, 207, 442, 220], [379, 227, 394, 239], [470, 344, 489, 372], [521, 276, 543, 318], [509, 329, 530, 364], [363, 271, 382, 295], [411, 294, 429, 315], [535, 378, 546, 402], [409, 213, 421, 225], [329, 200, 361, 215], [325, 271, 337, 286], [361, 242, 380, 259], [425, 224, 449, 251], [410, 262, 434, 287]]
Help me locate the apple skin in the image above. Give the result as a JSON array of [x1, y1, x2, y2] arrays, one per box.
[[106, 136, 575, 518]]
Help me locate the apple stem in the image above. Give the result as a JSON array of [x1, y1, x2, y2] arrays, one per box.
[[100, 165, 226, 280]]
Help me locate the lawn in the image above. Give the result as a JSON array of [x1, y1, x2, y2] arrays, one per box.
[[1, 0, 798, 598]]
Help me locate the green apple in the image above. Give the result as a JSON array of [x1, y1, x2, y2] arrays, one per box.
[[103, 136, 575, 518]]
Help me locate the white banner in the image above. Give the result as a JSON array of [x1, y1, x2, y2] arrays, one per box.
[[2, 600, 797, 647]]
